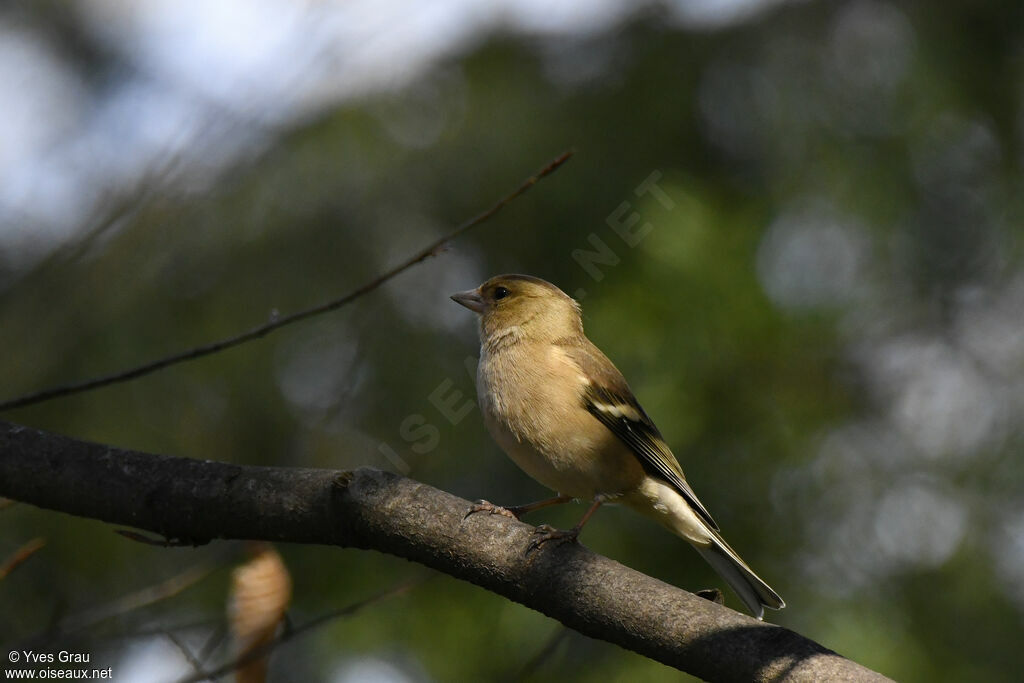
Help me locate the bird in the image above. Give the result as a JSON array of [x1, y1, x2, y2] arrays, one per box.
[[451, 273, 784, 619]]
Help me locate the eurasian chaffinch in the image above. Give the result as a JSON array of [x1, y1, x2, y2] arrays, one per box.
[[452, 273, 784, 618]]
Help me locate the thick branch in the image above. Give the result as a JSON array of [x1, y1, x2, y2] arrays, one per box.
[[0, 421, 889, 683]]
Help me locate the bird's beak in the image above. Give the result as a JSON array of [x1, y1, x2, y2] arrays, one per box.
[[450, 288, 486, 313]]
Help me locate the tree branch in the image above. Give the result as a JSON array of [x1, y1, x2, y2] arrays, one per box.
[[0, 421, 890, 682], [0, 150, 573, 412]]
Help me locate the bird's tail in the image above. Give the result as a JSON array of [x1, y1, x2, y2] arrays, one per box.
[[622, 480, 784, 618], [693, 530, 784, 620]]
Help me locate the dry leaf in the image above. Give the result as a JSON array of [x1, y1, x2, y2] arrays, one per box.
[[229, 543, 292, 683]]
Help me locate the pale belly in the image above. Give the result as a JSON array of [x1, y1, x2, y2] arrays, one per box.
[[477, 352, 645, 498]]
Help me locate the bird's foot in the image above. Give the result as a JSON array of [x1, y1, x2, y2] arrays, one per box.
[[695, 588, 725, 605], [464, 499, 520, 521], [526, 524, 579, 553]]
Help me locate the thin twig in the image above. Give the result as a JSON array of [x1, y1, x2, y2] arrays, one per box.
[[177, 575, 429, 683], [58, 561, 219, 633], [109, 619, 223, 640], [165, 631, 215, 683], [115, 529, 209, 547], [0, 151, 574, 412], [196, 624, 228, 671], [509, 626, 570, 682], [0, 537, 46, 580]]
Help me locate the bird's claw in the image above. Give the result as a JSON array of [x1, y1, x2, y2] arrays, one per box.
[[695, 588, 725, 605], [526, 524, 579, 553], [464, 499, 520, 521]]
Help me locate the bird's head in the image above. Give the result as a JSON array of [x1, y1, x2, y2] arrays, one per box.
[[451, 274, 583, 344]]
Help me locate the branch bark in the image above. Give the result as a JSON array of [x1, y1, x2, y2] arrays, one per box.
[[0, 421, 889, 683]]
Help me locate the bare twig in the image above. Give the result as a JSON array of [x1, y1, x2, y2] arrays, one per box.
[[177, 576, 427, 683], [196, 624, 228, 672], [509, 626, 570, 682], [58, 561, 219, 633], [0, 151, 573, 412], [115, 529, 209, 547], [110, 619, 223, 640], [165, 631, 215, 683], [0, 537, 46, 580]]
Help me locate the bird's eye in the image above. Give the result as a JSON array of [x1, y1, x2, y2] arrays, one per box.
[[493, 286, 510, 300]]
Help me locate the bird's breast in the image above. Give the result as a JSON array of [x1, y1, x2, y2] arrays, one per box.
[[476, 344, 645, 498]]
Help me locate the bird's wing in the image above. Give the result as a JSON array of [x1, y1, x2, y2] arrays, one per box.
[[563, 341, 719, 531]]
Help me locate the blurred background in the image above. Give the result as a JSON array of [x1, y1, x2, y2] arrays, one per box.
[[1, 0, 1023, 681]]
